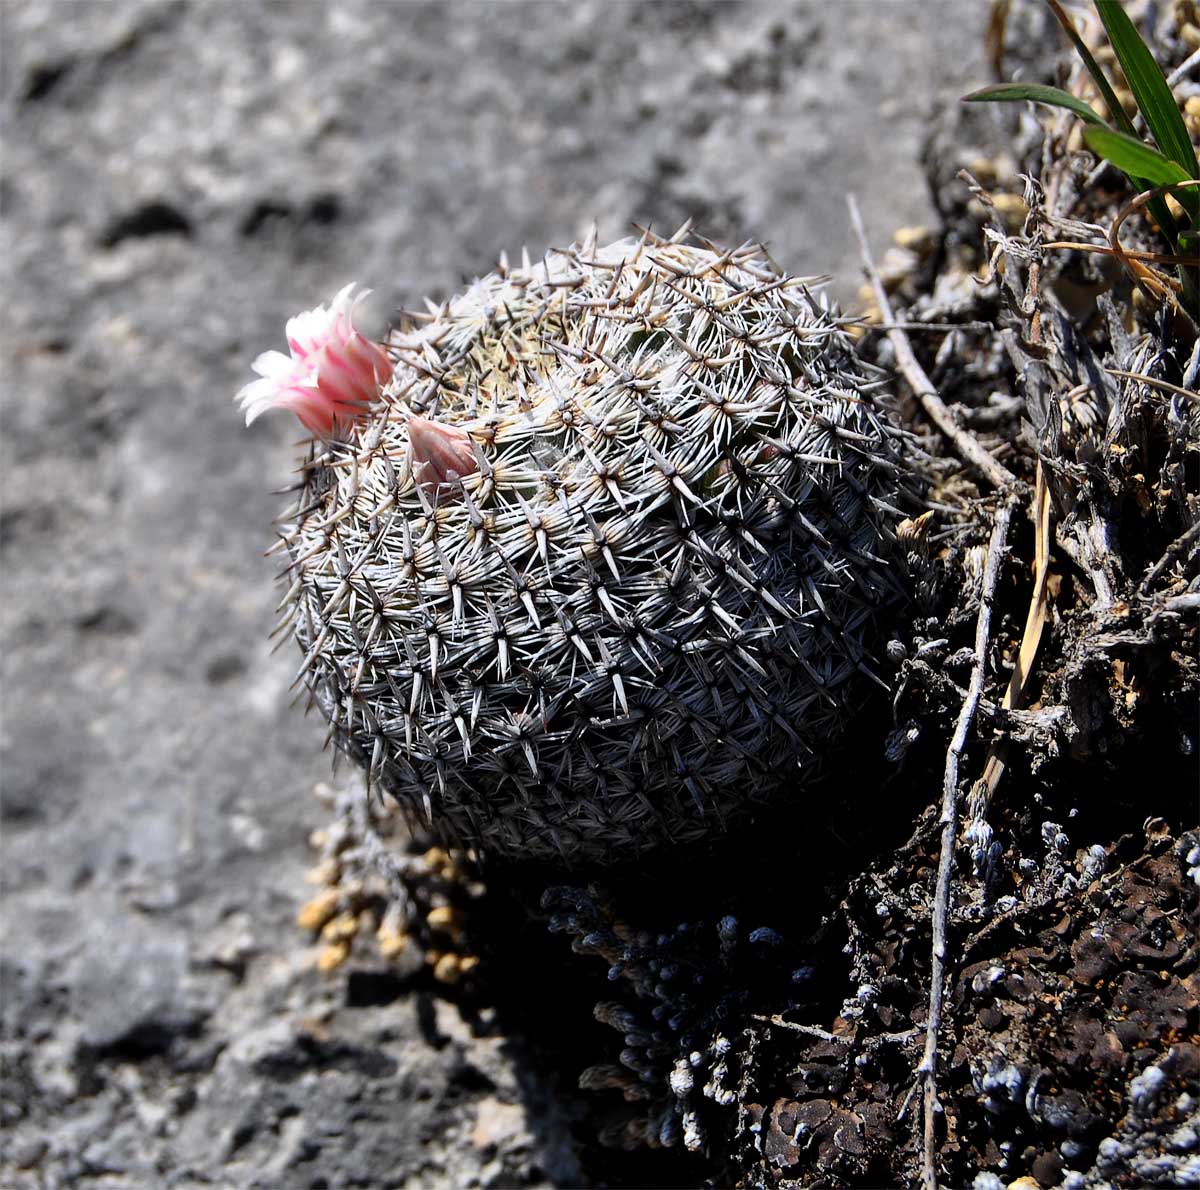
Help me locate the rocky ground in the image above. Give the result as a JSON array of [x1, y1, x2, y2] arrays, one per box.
[[0, 3, 990, 1187]]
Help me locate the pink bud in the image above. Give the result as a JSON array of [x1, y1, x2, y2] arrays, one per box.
[[408, 416, 479, 491], [237, 284, 392, 436]]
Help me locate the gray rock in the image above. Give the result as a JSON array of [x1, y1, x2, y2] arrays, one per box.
[[0, 0, 985, 1184]]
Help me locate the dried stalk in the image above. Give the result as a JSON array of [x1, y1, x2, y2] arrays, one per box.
[[1140, 520, 1200, 595], [919, 497, 1015, 1190], [847, 194, 1018, 492], [1041, 240, 1191, 267], [971, 190, 1055, 820], [971, 461, 1054, 818], [1105, 367, 1200, 404], [1108, 180, 1200, 319]]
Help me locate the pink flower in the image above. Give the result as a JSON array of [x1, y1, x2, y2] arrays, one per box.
[[408, 416, 479, 492], [237, 284, 392, 436]]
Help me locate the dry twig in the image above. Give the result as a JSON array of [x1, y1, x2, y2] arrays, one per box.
[[1041, 239, 1192, 267], [847, 194, 1019, 492], [1105, 367, 1200, 404], [1140, 520, 1200, 595], [970, 191, 1055, 820], [1107, 181, 1200, 318], [971, 461, 1054, 819], [918, 496, 1016, 1190]]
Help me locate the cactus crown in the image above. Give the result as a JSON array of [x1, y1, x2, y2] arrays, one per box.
[[276, 229, 906, 866]]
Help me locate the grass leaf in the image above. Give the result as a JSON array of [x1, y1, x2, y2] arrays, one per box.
[[1083, 128, 1191, 187], [1094, 0, 1199, 179], [963, 82, 1107, 127], [1044, 0, 1138, 139], [1083, 128, 1200, 223]]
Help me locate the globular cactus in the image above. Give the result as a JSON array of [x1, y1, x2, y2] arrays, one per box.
[[251, 229, 908, 866]]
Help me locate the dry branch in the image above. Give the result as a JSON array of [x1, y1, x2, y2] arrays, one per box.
[[919, 496, 1016, 1190], [847, 193, 1018, 492]]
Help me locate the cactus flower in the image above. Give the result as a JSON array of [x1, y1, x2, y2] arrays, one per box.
[[237, 284, 392, 436], [408, 415, 479, 492]]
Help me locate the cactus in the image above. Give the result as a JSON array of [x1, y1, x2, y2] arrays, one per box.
[[261, 229, 908, 866]]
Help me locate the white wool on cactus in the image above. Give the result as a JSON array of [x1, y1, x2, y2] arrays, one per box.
[[260, 230, 909, 867]]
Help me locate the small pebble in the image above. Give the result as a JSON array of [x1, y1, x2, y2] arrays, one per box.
[[669, 1059, 694, 1096], [1130, 1063, 1166, 1114], [9, 1137, 48, 1169], [1168, 1123, 1199, 1155]]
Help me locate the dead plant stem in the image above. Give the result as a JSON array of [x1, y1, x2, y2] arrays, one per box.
[[847, 194, 1018, 492], [919, 496, 1015, 1190]]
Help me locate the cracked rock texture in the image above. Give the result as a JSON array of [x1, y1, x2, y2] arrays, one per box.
[[0, 2, 983, 1185]]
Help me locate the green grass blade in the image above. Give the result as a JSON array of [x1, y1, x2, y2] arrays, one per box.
[[1083, 128, 1190, 186], [1045, 0, 1138, 138], [1095, 0, 1199, 178], [963, 82, 1108, 127], [1083, 128, 1199, 223]]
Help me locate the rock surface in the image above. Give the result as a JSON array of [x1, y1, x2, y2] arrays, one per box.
[[0, 2, 984, 1185]]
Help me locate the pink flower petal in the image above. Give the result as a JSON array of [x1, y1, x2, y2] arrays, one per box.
[[408, 416, 479, 492], [237, 284, 393, 437]]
